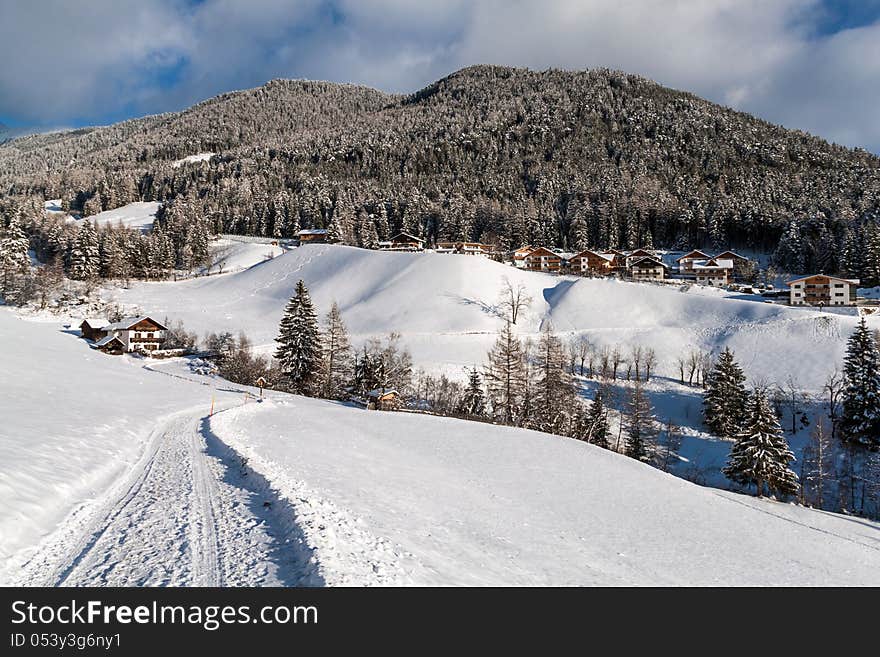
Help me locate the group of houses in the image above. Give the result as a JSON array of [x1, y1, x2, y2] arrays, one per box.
[[79, 316, 167, 354], [295, 229, 862, 307], [514, 245, 751, 286]]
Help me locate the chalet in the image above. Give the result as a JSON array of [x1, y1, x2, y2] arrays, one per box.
[[692, 258, 734, 287], [296, 228, 329, 243], [435, 241, 493, 256], [568, 249, 614, 275], [628, 256, 667, 281], [379, 232, 424, 252], [512, 245, 535, 268], [676, 250, 712, 273], [80, 316, 168, 353], [523, 246, 564, 273], [713, 251, 751, 277], [79, 318, 109, 341], [605, 249, 629, 272], [787, 274, 860, 307], [625, 248, 657, 268], [367, 389, 402, 411]]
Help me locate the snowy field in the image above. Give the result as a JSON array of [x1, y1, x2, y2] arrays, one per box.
[[209, 396, 880, 585], [0, 311, 262, 584], [62, 201, 161, 233], [202, 237, 286, 275], [109, 244, 870, 390], [1, 308, 877, 586], [172, 152, 215, 167]]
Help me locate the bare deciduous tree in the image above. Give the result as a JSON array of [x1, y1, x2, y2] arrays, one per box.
[[498, 277, 533, 325]]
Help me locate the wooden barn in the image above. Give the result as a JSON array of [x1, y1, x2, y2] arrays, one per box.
[[367, 389, 402, 411]]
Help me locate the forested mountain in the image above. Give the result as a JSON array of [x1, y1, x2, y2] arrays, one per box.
[[2, 65, 880, 281]]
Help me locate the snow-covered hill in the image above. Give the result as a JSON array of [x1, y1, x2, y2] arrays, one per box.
[[210, 397, 880, 585], [110, 244, 866, 390], [2, 309, 878, 585]]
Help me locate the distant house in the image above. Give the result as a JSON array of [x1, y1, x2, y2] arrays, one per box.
[[628, 256, 667, 281], [296, 228, 330, 243], [523, 246, 564, 273], [568, 249, 614, 275], [435, 241, 493, 256], [379, 232, 424, 252], [676, 250, 712, 273], [604, 249, 629, 272], [787, 274, 860, 306], [692, 258, 734, 287], [625, 248, 657, 268], [79, 318, 109, 341], [512, 245, 535, 268], [713, 251, 751, 277], [80, 316, 168, 353], [367, 389, 402, 411]]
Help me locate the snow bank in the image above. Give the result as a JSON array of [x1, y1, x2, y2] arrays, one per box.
[[212, 398, 880, 585], [110, 244, 870, 388]]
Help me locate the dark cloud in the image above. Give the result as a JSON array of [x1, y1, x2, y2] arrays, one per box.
[[1, 0, 878, 152]]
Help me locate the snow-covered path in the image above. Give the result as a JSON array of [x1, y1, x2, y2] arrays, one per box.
[[13, 407, 322, 587]]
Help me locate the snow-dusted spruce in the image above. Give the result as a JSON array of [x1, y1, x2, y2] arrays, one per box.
[[840, 317, 880, 448], [0, 217, 30, 301], [274, 279, 322, 395], [68, 218, 100, 281], [320, 301, 353, 400], [625, 381, 657, 461], [702, 347, 748, 440], [723, 389, 799, 498], [459, 368, 487, 417], [484, 321, 528, 425]]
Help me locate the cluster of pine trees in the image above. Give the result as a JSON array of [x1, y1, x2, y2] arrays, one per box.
[[2, 66, 879, 281], [703, 336, 880, 512]]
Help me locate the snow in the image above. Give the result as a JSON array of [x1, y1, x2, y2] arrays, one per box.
[[43, 199, 64, 214], [67, 201, 160, 233], [0, 310, 261, 584], [171, 152, 215, 167], [109, 244, 874, 389], [209, 396, 880, 585], [202, 237, 285, 275]]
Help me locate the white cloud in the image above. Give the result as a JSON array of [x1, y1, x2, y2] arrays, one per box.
[[0, 0, 878, 152]]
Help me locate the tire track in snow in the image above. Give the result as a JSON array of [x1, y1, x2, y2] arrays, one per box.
[[13, 406, 321, 587]]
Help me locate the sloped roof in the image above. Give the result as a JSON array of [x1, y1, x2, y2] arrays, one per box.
[[692, 258, 734, 271], [367, 388, 399, 398], [103, 316, 168, 331], [389, 232, 423, 243], [713, 250, 748, 260], [79, 317, 109, 328], [570, 249, 614, 262], [676, 250, 711, 262], [786, 274, 860, 286], [95, 334, 124, 347], [524, 246, 562, 258], [629, 256, 666, 268], [296, 228, 328, 236]]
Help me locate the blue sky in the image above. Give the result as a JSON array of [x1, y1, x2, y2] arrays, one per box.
[[2, 0, 879, 153]]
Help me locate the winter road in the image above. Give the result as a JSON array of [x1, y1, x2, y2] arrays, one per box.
[[13, 407, 320, 586]]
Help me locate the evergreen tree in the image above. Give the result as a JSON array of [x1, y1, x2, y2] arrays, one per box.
[[840, 318, 880, 447], [274, 280, 322, 395], [459, 368, 486, 417], [531, 324, 574, 433], [702, 348, 748, 440], [484, 321, 527, 425], [320, 301, 352, 399], [69, 219, 99, 281], [625, 381, 657, 461], [0, 218, 31, 300], [584, 388, 611, 448], [723, 390, 799, 497]]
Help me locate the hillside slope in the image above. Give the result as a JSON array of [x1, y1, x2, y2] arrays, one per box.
[[3, 65, 879, 261], [210, 395, 880, 585], [110, 244, 865, 389]]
